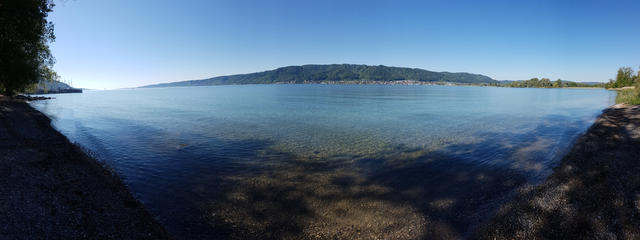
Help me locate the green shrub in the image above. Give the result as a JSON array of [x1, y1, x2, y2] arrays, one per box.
[[616, 87, 640, 105]]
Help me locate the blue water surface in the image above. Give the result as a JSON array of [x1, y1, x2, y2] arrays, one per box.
[[31, 85, 616, 238]]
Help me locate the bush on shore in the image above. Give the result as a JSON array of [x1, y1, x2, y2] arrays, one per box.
[[616, 82, 640, 105]]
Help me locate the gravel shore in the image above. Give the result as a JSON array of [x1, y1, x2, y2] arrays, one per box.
[[0, 96, 170, 239], [475, 104, 640, 239]]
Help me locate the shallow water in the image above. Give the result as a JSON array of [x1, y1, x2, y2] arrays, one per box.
[[32, 85, 615, 239]]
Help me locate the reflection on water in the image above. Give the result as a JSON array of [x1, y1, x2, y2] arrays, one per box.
[[31, 85, 615, 239]]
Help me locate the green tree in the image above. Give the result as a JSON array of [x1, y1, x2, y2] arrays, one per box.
[[554, 79, 562, 88], [605, 79, 615, 89], [540, 78, 551, 88], [614, 67, 634, 88], [0, 0, 57, 96]]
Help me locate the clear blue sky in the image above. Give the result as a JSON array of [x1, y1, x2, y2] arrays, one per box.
[[50, 0, 640, 89]]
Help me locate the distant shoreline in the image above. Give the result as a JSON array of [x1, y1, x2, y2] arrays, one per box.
[[139, 81, 605, 89], [138, 64, 604, 89]]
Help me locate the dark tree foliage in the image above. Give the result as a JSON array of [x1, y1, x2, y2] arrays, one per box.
[[0, 0, 56, 96], [605, 66, 639, 89]]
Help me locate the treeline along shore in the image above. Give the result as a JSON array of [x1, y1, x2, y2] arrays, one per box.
[[0, 96, 170, 239]]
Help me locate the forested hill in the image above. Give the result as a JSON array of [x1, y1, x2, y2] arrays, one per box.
[[140, 64, 498, 88]]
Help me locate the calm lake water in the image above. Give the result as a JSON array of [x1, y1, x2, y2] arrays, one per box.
[[32, 85, 615, 239]]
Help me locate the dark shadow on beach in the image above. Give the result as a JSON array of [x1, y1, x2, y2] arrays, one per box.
[[475, 105, 640, 239]]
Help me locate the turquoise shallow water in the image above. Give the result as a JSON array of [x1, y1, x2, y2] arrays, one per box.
[[32, 85, 615, 238]]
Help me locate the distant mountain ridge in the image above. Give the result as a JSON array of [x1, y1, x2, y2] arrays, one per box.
[[140, 64, 498, 88]]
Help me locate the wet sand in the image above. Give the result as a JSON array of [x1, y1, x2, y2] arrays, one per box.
[[0, 96, 170, 239], [475, 104, 640, 239]]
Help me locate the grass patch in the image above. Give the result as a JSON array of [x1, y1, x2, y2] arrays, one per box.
[[616, 87, 640, 105]]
